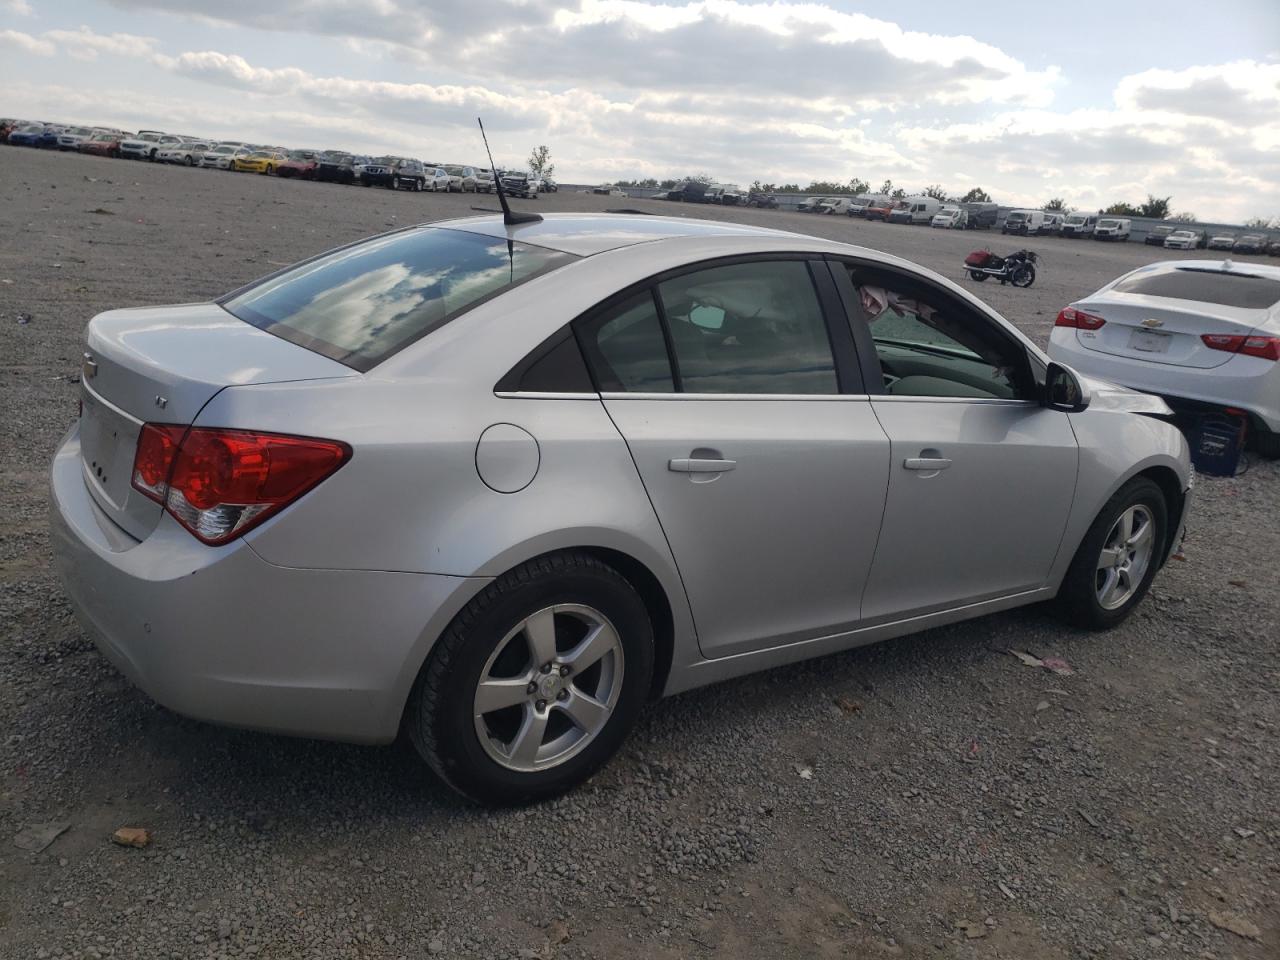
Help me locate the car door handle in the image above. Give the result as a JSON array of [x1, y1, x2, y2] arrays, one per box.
[[669, 458, 737, 473], [903, 457, 952, 471]]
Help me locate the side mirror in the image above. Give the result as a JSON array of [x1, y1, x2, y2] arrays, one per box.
[[1045, 362, 1091, 412]]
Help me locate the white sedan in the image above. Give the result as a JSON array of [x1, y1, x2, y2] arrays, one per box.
[[1049, 260, 1280, 457], [157, 142, 210, 166]]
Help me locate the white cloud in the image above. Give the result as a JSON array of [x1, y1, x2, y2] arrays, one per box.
[[0, 28, 54, 56], [2, 0, 34, 16]]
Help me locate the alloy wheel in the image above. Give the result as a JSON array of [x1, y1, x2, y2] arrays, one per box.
[[1095, 505, 1155, 610], [473, 604, 624, 773]]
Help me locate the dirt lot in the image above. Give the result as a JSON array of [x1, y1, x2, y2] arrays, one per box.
[[1, 147, 1277, 960]]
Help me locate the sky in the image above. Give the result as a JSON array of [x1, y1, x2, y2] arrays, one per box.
[[2, 0, 1279, 221]]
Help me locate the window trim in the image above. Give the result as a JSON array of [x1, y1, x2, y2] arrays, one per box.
[[569, 252, 866, 399], [825, 255, 1040, 403]]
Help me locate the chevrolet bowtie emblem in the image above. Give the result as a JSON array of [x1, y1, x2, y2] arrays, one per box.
[[82, 352, 98, 379], [1140, 318, 1164, 329]]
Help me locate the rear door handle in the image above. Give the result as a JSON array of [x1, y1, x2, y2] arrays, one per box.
[[669, 458, 737, 473], [903, 457, 952, 471]]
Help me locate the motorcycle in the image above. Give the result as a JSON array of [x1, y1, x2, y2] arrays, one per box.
[[963, 248, 1038, 287]]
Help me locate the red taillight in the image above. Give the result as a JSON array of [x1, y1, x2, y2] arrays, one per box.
[[1200, 334, 1280, 362], [1055, 307, 1106, 330], [132, 424, 186, 502], [131, 426, 350, 545]]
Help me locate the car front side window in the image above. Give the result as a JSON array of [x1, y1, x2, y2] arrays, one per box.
[[844, 267, 1032, 401]]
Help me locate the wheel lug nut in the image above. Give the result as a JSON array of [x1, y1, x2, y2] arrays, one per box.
[[540, 663, 552, 674], [557, 690, 569, 701], [536, 699, 547, 710], [558, 665, 570, 677], [527, 682, 537, 694]]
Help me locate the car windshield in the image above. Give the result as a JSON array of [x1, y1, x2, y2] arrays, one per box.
[[92, 134, 114, 142], [139, 134, 160, 142], [223, 228, 578, 371], [68, 127, 90, 135], [1008, 212, 1028, 221], [1065, 216, 1085, 224], [1112, 267, 1280, 309], [21, 124, 42, 132], [446, 166, 464, 175], [287, 151, 311, 160], [248, 151, 269, 159], [211, 146, 233, 154]]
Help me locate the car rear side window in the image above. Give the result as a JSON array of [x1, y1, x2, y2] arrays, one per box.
[[579, 292, 675, 393], [1112, 269, 1280, 310], [657, 261, 838, 394], [223, 228, 576, 371]]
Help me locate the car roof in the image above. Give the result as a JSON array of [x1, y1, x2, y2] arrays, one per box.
[[428, 213, 803, 257]]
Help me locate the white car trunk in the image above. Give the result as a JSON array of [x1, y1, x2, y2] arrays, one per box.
[[79, 303, 355, 541], [1073, 296, 1266, 369]]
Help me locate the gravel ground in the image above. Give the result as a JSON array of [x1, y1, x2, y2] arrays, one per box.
[[1, 147, 1277, 960]]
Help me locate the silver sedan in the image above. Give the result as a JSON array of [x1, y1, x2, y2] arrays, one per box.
[[51, 214, 1191, 803]]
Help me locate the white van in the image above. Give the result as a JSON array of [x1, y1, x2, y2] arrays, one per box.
[[1094, 218, 1132, 241], [1060, 213, 1098, 238], [930, 206, 968, 229], [1002, 209, 1045, 235], [890, 196, 942, 225]]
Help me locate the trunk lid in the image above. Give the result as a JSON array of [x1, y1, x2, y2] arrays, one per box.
[[1072, 295, 1266, 369], [79, 303, 356, 541]]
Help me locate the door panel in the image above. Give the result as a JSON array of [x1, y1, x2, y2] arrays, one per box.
[[604, 398, 890, 658], [862, 399, 1077, 622]]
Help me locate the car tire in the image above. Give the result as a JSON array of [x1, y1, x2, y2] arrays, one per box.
[[1057, 477, 1167, 630], [405, 551, 655, 805]]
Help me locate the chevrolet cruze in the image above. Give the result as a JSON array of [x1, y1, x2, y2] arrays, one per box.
[[52, 214, 1191, 803]]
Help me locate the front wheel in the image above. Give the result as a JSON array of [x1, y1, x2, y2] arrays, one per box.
[[406, 552, 654, 805], [1012, 264, 1036, 288], [1057, 478, 1166, 630]]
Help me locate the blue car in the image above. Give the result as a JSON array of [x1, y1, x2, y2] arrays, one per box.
[[37, 126, 66, 149], [7, 123, 45, 147]]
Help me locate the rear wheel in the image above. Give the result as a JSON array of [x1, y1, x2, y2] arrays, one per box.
[[406, 552, 654, 805], [969, 271, 988, 281], [1057, 477, 1166, 629]]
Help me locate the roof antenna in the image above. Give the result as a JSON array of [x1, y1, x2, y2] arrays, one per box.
[[478, 117, 542, 226]]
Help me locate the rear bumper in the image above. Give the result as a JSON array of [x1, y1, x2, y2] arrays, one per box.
[[50, 423, 487, 743], [1048, 330, 1280, 432]]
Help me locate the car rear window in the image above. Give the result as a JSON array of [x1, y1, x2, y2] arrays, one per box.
[[223, 228, 577, 371], [1112, 268, 1280, 310]]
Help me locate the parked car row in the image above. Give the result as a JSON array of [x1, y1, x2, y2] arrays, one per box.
[[0, 118, 561, 198]]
